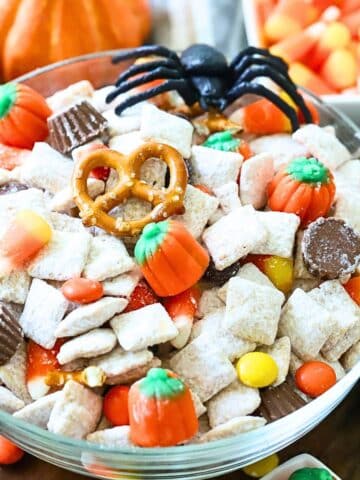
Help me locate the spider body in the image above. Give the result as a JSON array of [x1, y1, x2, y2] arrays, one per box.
[[107, 44, 313, 131]]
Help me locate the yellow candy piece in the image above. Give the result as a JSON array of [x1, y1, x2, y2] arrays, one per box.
[[16, 209, 52, 243], [263, 256, 293, 294], [236, 352, 278, 388], [243, 454, 280, 478]]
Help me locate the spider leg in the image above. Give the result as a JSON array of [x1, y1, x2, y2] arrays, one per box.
[[115, 59, 179, 86], [232, 55, 289, 79], [107, 68, 183, 102], [227, 82, 300, 131], [112, 45, 180, 64], [234, 65, 312, 123], [230, 46, 288, 71], [112, 79, 197, 116]]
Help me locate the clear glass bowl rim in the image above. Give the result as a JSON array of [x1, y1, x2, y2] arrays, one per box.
[[0, 49, 358, 467]]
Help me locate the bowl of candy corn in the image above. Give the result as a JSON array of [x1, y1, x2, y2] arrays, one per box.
[[0, 49, 359, 479], [243, 0, 360, 123]]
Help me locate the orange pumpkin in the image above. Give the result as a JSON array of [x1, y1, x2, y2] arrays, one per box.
[[0, 82, 51, 148], [268, 156, 336, 227], [0, 0, 151, 81], [129, 368, 198, 447], [134, 220, 210, 297]]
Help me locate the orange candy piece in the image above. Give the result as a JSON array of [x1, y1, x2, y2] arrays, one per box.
[[103, 385, 130, 426], [26, 339, 63, 400], [295, 361, 336, 397], [242, 98, 291, 135], [61, 277, 104, 304], [0, 210, 52, 274], [344, 276, 360, 305], [0, 436, 24, 465]]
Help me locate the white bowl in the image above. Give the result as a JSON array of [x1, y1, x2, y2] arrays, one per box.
[[262, 453, 341, 479]]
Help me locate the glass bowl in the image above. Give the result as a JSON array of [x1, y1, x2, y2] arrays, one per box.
[[0, 51, 359, 479]]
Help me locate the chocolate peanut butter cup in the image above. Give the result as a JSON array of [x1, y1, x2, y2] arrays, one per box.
[[302, 217, 360, 280], [258, 378, 307, 422], [48, 101, 109, 155], [0, 302, 23, 365]]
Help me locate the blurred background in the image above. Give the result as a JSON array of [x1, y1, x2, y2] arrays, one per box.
[[0, 0, 359, 117]]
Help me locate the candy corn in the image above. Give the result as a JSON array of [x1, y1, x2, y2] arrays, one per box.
[[320, 47, 357, 89], [242, 98, 291, 135], [341, 9, 360, 38], [270, 21, 326, 63], [26, 340, 63, 400], [0, 210, 52, 276], [246, 255, 294, 294], [342, 0, 360, 15], [307, 21, 352, 70], [163, 286, 200, 349], [264, 0, 341, 43], [288, 62, 336, 95]]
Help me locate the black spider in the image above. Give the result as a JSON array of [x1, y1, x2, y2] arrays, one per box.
[[106, 44, 313, 131]]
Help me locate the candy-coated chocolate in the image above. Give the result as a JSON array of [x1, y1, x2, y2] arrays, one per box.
[[135, 220, 209, 297], [268, 157, 336, 228], [124, 280, 158, 313], [103, 385, 130, 426], [236, 352, 278, 388], [264, 256, 294, 294], [242, 453, 279, 477], [0, 83, 51, 149], [61, 278, 104, 304], [344, 276, 360, 305], [0, 436, 24, 465], [295, 361, 336, 397], [129, 368, 198, 447], [289, 467, 333, 480]]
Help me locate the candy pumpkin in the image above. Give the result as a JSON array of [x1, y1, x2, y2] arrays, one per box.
[[267, 156, 336, 227], [134, 220, 210, 297], [0, 83, 51, 148], [0, 0, 151, 80], [129, 368, 198, 447]]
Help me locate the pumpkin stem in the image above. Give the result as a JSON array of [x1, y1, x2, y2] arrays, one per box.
[[203, 131, 240, 152], [134, 221, 169, 265], [0, 83, 17, 119], [287, 157, 329, 184], [289, 467, 333, 480], [139, 368, 185, 399]]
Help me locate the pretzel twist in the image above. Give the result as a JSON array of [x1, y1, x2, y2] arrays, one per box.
[[72, 142, 188, 236]]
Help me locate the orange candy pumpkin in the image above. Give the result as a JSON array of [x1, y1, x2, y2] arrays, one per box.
[[0, 0, 151, 81], [0, 83, 51, 149], [129, 368, 198, 447], [268, 156, 336, 227], [134, 220, 210, 297]]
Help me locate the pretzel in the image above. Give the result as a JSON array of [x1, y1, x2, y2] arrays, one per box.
[[72, 142, 188, 236]]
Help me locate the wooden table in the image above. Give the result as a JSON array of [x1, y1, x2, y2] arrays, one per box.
[[1, 384, 358, 480]]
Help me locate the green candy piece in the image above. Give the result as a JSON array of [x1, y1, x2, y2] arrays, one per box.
[[0, 83, 17, 119], [203, 131, 240, 152], [139, 368, 185, 399], [289, 467, 333, 480], [287, 157, 329, 184], [134, 221, 169, 265]]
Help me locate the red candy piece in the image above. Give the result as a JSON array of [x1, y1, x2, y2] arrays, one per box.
[[0, 436, 24, 465], [295, 361, 336, 397], [61, 277, 104, 304], [26, 339, 63, 400], [124, 280, 158, 313], [344, 276, 360, 305], [73, 141, 110, 182], [103, 385, 130, 426], [0, 143, 31, 170]]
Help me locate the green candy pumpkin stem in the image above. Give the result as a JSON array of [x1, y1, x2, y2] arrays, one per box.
[[287, 157, 329, 184], [134, 221, 169, 265], [0, 83, 17, 119], [139, 368, 185, 399], [203, 130, 240, 152]]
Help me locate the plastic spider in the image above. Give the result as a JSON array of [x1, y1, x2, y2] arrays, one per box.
[[106, 44, 313, 131]]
